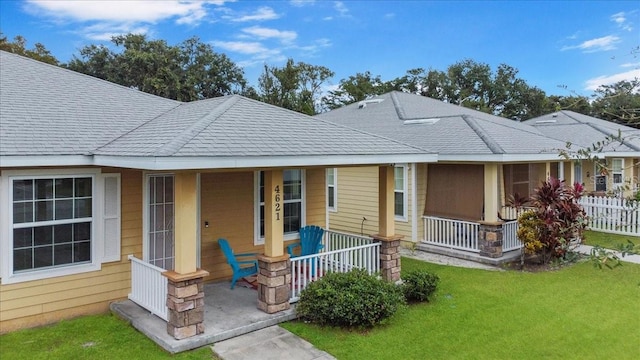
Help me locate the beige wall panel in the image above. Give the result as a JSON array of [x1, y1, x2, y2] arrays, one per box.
[[415, 163, 429, 243], [329, 167, 380, 236], [305, 168, 327, 227], [199, 172, 257, 282], [1, 302, 110, 334]]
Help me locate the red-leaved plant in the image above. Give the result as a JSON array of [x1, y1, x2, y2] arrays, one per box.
[[526, 177, 588, 263]]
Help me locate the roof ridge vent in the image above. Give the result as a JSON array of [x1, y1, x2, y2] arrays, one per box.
[[403, 118, 440, 125], [535, 119, 557, 124], [358, 98, 384, 109]]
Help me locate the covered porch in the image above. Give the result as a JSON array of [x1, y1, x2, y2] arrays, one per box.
[[111, 281, 296, 354], [419, 160, 583, 264], [116, 229, 385, 353]]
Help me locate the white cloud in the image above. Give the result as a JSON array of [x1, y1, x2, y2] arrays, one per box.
[[211, 40, 269, 54], [290, 0, 315, 7], [334, 1, 349, 17], [584, 68, 640, 91], [562, 35, 621, 52], [620, 62, 640, 68], [25, 0, 225, 24], [611, 11, 633, 31], [384, 13, 396, 19], [80, 22, 151, 41], [230, 6, 279, 22], [241, 26, 297, 43]]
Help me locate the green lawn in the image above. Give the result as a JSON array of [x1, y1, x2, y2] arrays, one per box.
[[0, 314, 215, 360], [583, 230, 638, 250], [282, 258, 640, 360]]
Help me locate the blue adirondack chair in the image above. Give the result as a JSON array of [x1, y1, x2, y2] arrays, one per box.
[[217, 238, 259, 289], [286, 225, 325, 257]]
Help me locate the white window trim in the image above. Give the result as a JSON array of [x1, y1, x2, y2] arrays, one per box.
[[327, 168, 337, 212], [612, 158, 624, 187], [254, 170, 306, 246], [395, 164, 408, 222], [574, 162, 583, 184], [143, 172, 174, 267], [0, 168, 104, 285]]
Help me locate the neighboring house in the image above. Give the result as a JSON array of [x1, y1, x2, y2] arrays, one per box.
[[317, 91, 576, 261], [524, 111, 640, 197], [0, 51, 435, 336]]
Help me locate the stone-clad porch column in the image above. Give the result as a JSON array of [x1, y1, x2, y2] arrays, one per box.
[[373, 166, 402, 282], [257, 170, 291, 313], [480, 164, 504, 258], [163, 172, 209, 340]]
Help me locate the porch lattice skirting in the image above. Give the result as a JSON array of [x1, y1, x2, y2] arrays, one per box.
[[163, 269, 209, 340], [257, 254, 292, 314]]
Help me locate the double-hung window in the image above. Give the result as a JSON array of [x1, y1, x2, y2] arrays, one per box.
[[394, 165, 407, 220], [12, 176, 93, 272], [1, 169, 121, 284], [327, 168, 337, 212], [255, 170, 305, 244], [612, 158, 624, 188]]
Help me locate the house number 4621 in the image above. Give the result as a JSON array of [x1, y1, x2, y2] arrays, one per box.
[[274, 185, 281, 221]]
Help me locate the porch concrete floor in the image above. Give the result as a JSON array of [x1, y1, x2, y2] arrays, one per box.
[[110, 281, 297, 354]]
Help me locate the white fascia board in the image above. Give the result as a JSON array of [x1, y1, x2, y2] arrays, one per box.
[[599, 151, 640, 158], [437, 153, 565, 162], [0, 155, 94, 167], [93, 154, 438, 170]]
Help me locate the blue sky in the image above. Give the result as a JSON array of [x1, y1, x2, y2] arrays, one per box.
[[1, 0, 638, 97]]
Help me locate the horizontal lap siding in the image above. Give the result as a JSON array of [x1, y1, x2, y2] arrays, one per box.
[[200, 172, 257, 283], [329, 167, 379, 236], [305, 168, 327, 228], [0, 168, 142, 333]]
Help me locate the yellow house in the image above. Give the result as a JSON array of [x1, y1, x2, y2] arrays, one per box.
[[524, 111, 640, 198], [0, 51, 436, 342], [317, 92, 580, 262]]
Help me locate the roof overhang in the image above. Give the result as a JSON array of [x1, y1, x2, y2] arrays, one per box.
[[0, 154, 438, 170], [92, 154, 438, 170], [0, 155, 94, 168], [437, 153, 566, 162]]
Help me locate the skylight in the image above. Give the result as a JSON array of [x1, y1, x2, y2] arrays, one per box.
[[403, 118, 440, 125]]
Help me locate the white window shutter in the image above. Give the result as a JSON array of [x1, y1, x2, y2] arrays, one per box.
[[102, 173, 121, 262]]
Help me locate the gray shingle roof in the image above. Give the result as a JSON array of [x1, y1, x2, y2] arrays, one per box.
[[94, 95, 431, 157], [523, 110, 640, 152], [1, 51, 434, 169], [316, 91, 571, 159], [0, 51, 179, 156]]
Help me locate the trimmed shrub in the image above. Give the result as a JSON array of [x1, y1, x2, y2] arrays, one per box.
[[296, 269, 405, 328], [402, 270, 440, 302]]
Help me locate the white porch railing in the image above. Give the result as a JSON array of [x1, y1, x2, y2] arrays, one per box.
[[290, 241, 381, 303], [128, 255, 168, 321], [502, 220, 521, 252], [422, 216, 480, 252], [500, 206, 534, 220], [579, 196, 639, 236], [324, 229, 374, 251]]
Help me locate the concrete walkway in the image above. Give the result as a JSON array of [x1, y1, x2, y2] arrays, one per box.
[[212, 326, 335, 360], [574, 244, 640, 264]]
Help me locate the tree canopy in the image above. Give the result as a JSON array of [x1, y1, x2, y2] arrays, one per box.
[[4, 33, 639, 127], [0, 33, 59, 65], [64, 34, 248, 101], [257, 58, 334, 115]]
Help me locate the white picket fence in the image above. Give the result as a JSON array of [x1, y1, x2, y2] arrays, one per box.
[[290, 232, 380, 302], [128, 255, 168, 320], [422, 216, 480, 252], [579, 196, 640, 236]]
